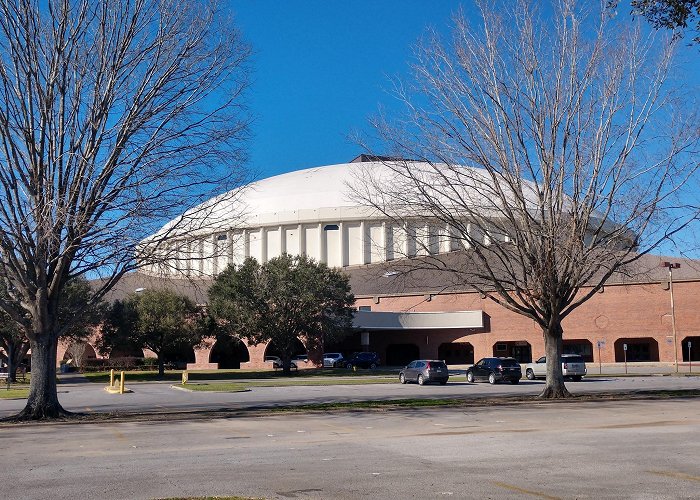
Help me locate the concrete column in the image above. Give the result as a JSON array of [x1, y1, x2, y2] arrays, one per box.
[[339, 221, 346, 267], [212, 234, 219, 275], [227, 231, 234, 266], [279, 225, 285, 255], [319, 222, 327, 264], [442, 222, 452, 253], [298, 223, 306, 256], [381, 221, 388, 262], [360, 220, 368, 265], [243, 229, 250, 258], [260, 228, 268, 263], [403, 222, 410, 258]]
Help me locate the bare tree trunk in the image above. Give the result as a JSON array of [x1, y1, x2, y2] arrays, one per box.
[[16, 336, 70, 419], [539, 322, 571, 399]]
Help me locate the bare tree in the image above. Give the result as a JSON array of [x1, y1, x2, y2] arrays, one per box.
[[64, 342, 88, 370], [0, 0, 251, 419], [353, 0, 699, 398]]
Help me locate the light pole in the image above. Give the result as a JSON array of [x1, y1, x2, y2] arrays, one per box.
[[661, 261, 680, 373]]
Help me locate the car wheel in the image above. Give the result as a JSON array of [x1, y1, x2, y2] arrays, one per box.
[[526, 369, 535, 380], [439, 379, 447, 385], [399, 373, 406, 384], [346, 363, 353, 370], [488, 372, 497, 385], [370, 363, 377, 369], [510, 378, 519, 385], [467, 371, 474, 383], [572, 376, 582, 382], [418, 374, 425, 386]]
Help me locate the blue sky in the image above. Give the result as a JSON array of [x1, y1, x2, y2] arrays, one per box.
[[231, 1, 699, 181], [232, 1, 460, 178]]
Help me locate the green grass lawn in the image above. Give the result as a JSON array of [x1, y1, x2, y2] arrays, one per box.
[[0, 388, 29, 399], [175, 375, 402, 392], [84, 367, 399, 384]]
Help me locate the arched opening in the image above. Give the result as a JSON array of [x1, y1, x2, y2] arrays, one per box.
[[62, 342, 97, 368], [681, 336, 700, 362], [385, 343, 420, 366], [614, 338, 659, 362], [492, 341, 532, 363], [438, 342, 474, 365], [264, 338, 307, 359], [109, 344, 145, 358], [563, 339, 594, 362], [210, 336, 250, 369], [161, 344, 196, 369]]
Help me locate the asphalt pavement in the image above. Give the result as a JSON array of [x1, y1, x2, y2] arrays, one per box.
[[1, 373, 699, 418], [2, 398, 699, 499]]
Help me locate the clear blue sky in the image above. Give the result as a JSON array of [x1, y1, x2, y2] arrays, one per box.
[[231, 1, 699, 181], [232, 1, 460, 178]]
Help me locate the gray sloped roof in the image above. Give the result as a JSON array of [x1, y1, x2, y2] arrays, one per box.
[[96, 252, 700, 304]]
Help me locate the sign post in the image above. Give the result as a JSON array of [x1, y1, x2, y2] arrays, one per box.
[[623, 343, 628, 374], [596, 340, 605, 374], [689, 341, 692, 374]]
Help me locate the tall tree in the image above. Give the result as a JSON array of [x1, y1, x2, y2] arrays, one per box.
[[0, 278, 102, 382], [209, 255, 355, 375], [352, 0, 699, 398], [0, 0, 250, 419], [609, 1, 700, 44], [102, 289, 205, 377]]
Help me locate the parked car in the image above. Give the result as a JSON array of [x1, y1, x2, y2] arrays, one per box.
[[322, 352, 345, 368], [399, 359, 449, 385], [524, 354, 587, 381], [293, 354, 309, 365], [345, 352, 381, 369], [265, 356, 297, 370], [466, 357, 522, 384]]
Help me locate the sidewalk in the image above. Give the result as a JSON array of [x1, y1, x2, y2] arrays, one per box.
[[448, 362, 698, 376], [585, 362, 697, 376], [57, 372, 90, 384]]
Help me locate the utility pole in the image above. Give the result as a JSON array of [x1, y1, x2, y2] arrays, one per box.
[[661, 262, 680, 373]]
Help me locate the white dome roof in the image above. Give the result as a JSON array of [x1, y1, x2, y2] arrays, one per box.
[[146, 158, 540, 243], [153, 160, 469, 239]]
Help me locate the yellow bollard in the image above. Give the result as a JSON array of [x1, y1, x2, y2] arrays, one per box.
[[182, 370, 188, 385], [110, 369, 115, 387], [120, 371, 125, 394]]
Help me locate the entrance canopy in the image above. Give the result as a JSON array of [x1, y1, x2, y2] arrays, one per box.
[[353, 310, 484, 330]]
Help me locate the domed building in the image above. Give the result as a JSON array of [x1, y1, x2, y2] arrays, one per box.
[[57, 156, 700, 372], [138, 155, 518, 277]]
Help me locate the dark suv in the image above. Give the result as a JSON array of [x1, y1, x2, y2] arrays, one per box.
[[399, 360, 449, 385], [466, 357, 522, 384], [345, 352, 381, 369]]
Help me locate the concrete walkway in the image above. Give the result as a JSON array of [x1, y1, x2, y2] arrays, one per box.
[[57, 372, 90, 384]]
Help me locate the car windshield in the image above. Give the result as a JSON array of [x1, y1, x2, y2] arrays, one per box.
[[563, 356, 584, 363]]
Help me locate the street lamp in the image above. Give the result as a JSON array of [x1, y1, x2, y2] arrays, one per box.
[[661, 261, 680, 373]]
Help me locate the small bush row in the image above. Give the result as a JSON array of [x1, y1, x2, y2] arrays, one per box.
[[79, 357, 165, 372]]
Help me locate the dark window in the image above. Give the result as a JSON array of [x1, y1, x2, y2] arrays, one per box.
[[358, 306, 371, 311], [562, 355, 584, 364], [500, 359, 519, 367], [324, 224, 339, 231], [216, 233, 228, 241]]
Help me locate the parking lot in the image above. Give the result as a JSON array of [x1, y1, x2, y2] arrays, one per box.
[[2, 397, 699, 499], [1, 373, 699, 418]]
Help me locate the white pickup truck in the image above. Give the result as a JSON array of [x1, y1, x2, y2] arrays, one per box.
[[524, 354, 587, 381]]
